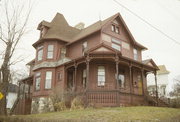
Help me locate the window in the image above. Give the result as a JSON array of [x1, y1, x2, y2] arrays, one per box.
[[133, 48, 138, 60], [37, 46, 43, 61], [115, 26, 119, 34], [118, 74, 125, 88], [57, 72, 62, 81], [45, 71, 52, 89], [82, 41, 87, 55], [35, 72, 41, 91], [111, 25, 115, 32], [47, 45, 54, 59], [112, 43, 121, 51], [82, 69, 86, 88], [97, 66, 105, 86], [60, 47, 66, 58], [112, 24, 120, 34], [111, 38, 121, 51]]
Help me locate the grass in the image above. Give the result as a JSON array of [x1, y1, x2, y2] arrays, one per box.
[[0, 106, 180, 122]]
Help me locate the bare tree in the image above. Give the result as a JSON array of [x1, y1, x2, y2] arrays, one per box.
[[0, 0, 32, 115]]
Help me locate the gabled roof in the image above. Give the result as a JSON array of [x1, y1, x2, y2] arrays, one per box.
[[33, 12, 147, 50], [157, 65, 170, 75], [85, 43, 122, 55], [142, 59, 159, 70]]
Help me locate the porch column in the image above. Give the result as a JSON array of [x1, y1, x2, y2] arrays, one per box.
[[154, 71, 159, 106], [115, 55, 119, 89], [74, 64, 77, 91], [141, 68, 145, 95], [86, 55, 90, 90], [129, 63, 133, 104]]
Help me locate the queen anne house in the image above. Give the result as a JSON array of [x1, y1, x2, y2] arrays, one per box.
[[14, 12, 162, 114]]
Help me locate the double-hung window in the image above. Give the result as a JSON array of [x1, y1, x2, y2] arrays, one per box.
[[133, 48, 138, 60], [111, 38, 121, 51], [35, 72, 41, 91], [37, 46, 43, 61], [45, 71, 52, 89], [82, 41, 87, 55], [47, 45, 54, 59], [97, 66, 105, 86]]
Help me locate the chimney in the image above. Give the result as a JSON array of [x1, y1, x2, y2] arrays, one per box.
[[74, 22, 85, 30]]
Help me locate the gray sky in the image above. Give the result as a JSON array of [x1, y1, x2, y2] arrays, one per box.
[[1, 0, 180, 89]]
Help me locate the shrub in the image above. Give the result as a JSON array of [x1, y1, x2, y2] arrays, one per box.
[[54, 101, 67, 111], [71, 96, 84, 110]]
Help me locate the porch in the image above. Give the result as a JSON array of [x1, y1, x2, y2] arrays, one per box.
[[65, 52, 158, 106]]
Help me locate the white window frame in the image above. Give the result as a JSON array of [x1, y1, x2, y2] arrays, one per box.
[[97, 66, 105, 86], [45, 71, 52, 89], [47, 45, 54, 59], [37, 46, 43, 61], [35, 72, 41, 91]]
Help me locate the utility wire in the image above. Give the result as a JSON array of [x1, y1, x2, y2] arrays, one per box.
[[113, 0, 180, 46]]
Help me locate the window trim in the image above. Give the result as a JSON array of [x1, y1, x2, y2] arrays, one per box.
[[37, 46, 43, 61], [111, 38, 121, 51], [45, 71, 52, 89], [97, 66, 106, 86], [133, 48, 138, 60], [47, 45, 54, 59], [35, 72, 41, 91], [82, 41, 87, 55]]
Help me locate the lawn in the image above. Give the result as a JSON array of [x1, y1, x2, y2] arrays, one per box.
[[0, 106, 180, 122]]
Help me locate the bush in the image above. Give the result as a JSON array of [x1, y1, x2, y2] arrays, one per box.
[[54, 101, 67, 111], [71, 96, 84, 110]]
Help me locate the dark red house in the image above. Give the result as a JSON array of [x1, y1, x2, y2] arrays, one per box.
[[15, 12, 161, 114]]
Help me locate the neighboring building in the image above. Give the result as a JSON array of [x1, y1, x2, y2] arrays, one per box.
[[6, 83, 18, 111], [147, 65, 170, 97], [15, 12, 160, 114]]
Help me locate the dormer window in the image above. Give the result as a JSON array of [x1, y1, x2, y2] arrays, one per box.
[[133, 48, 138, 60], [47, 45, 54, 59], [82, 41, 87, 55], [111, 24, 119, 34], [37, 46, 43, 61]]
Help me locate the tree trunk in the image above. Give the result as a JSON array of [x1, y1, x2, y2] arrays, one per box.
[[0, 42, 12, 115]]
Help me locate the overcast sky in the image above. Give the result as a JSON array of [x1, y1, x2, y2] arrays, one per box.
[[1, 0, 180, 90]]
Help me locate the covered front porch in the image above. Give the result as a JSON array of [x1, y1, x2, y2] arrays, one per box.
[[64, 45, 159, 106]]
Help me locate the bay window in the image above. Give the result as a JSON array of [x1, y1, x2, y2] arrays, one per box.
[[45, 71, 52, 89], [35, 72, 41, 91], [47, 45, 54, 59], [37, 46, 43, 61], [98, 66, 105, 86]]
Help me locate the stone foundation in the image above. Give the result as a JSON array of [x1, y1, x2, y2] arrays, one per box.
[[31, 97, 54, 114]]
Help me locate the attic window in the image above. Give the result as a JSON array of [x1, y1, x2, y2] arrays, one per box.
[[111, 24, 119, 34]]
